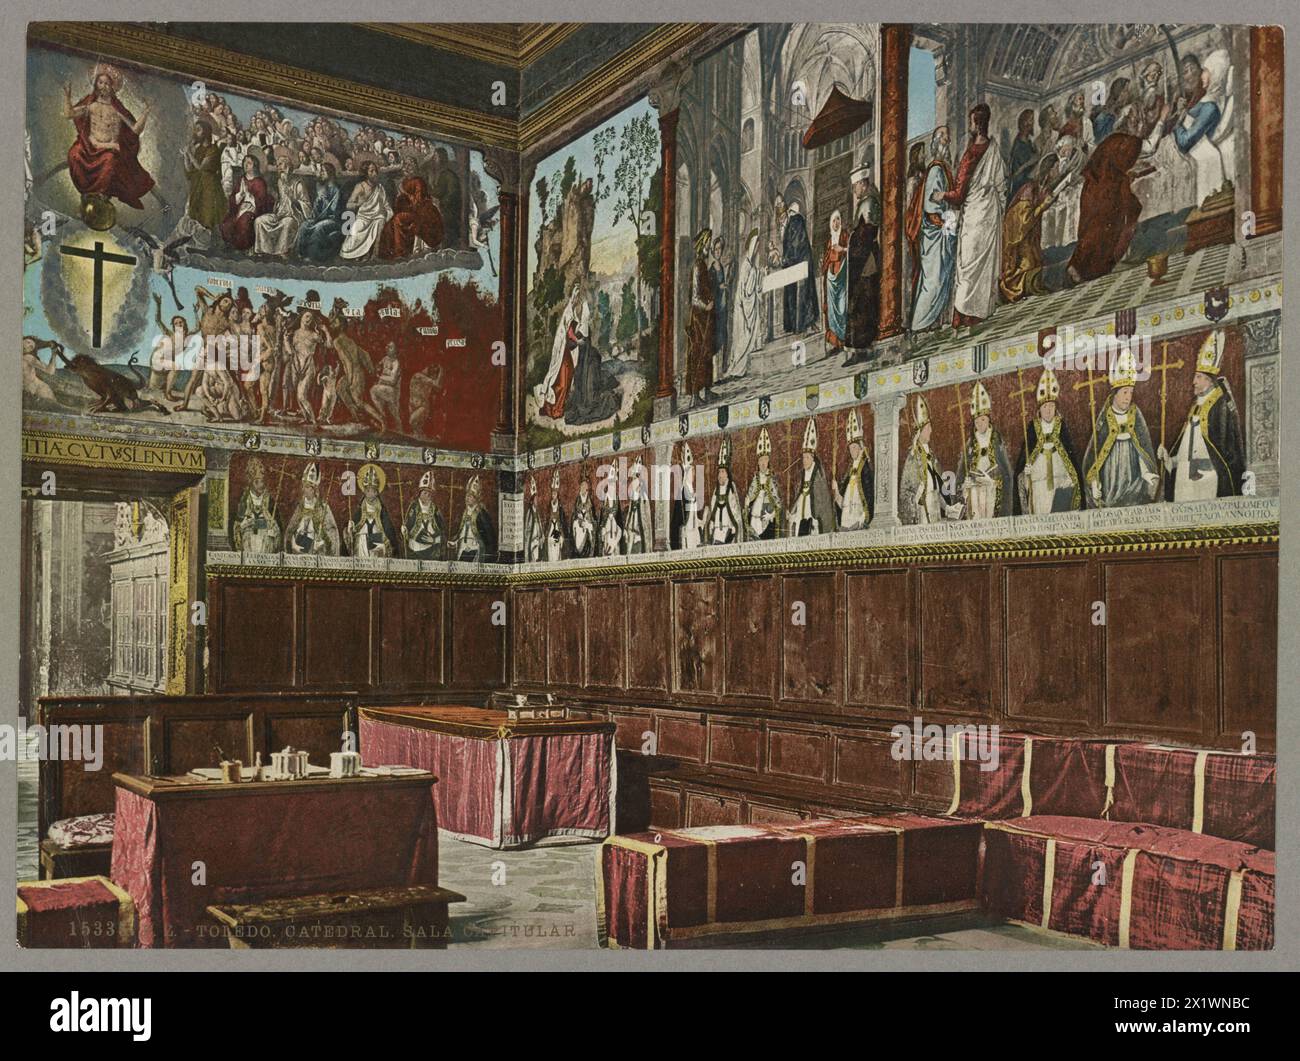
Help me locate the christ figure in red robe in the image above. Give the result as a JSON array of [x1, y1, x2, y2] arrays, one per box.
[[62, 66, 158, 211]]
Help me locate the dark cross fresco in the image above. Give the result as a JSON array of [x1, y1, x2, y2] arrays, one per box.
[[58, 240, 138, 348]]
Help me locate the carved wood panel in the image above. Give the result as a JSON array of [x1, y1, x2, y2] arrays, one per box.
[[845, 569, 912, 710], [707, 717, 762, 773], [674, 579, 719, 695], [376, 586, 443, 690], [1003, 561, 1095, 726], [448, 588, 506, 690], [546, 586, 583, 687], [782, 573, 841, 706], [1216, 552, 1278, 745], [626, 581, 670, 692], [724, 576, 775, 699], [213, 581, 298, 689], [1101, 557, 1203, 737], [511, 589, 548, 686], [918, 566, 995, 715], [584, 583, 626, 690], [302, 585, 372, 689]]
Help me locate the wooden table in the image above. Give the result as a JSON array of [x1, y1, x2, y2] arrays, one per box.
[[360, 705, 616, 848], [110, 770, 440, 948]]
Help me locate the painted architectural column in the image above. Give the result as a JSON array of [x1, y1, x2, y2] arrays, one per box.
[[483, 148, 521, 452], [1242, 312, 1280, 498], [650, 58, 693, 420], [1250, 25, 1284, 238], [872, 394, 905, 528], [877, 23, 911, 342]]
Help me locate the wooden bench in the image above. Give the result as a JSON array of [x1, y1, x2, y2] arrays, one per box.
[[36, 692, 358, 879], [205, 886, 467, 949]]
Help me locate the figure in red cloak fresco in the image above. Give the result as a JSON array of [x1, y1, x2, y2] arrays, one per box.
[[378, 158, 444, 259], [62, 65, 157, 211]]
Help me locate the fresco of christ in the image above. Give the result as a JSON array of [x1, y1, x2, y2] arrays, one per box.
[[62, 64, 158, 210]]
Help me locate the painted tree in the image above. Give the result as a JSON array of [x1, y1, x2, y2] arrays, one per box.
[[609, 113, 660, 343]]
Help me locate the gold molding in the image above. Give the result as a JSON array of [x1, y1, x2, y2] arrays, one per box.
[[23, 430, 206, 475], [205, 521, 1278, 589], [205, 564, 509, 588], [508, 522, 1280, 584], [360, 23, 582, 69], [28, 21, 520, 150]]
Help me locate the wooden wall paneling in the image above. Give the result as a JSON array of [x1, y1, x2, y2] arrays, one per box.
[[301, 584, 373, 689], [449, 588, 507, 690], [584, 582, 626, 690], [917, 565, 996, 716], [723, 575, 776, 700], [626, 580, 671, 693], [765, 721, 832, 785], [1216, 551, 1277, 748], [1002, 560, 1095, 728], [706, 715, 763, 774], [844, 568, 913, 711], [1101, 556, 1204, 740], [673, 578, 720, 696], [159, 709, 254, 773], [745, 800, 808, 826], [648, 778, 684, 829], [375, 586, 445, 690], [832, 729, 909, 803], [511, 588, 548, 687], [781, 572, 842, 708], [210, 580, 299, 690], [656, 709, 707, 762], [684, 788, 743, 827], [911, 756, 955, 810], [609, 708, 654, 753], [546, 586, 584, 687]]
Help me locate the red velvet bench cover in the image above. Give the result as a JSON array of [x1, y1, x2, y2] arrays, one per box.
[[17, 875, 136, 948], [598, 814, 983, 949], [943, 734, 1275, 950], [982, 816, 1273, 950]]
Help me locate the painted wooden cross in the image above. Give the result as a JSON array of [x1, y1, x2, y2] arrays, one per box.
[[58, 239, 137, 348]]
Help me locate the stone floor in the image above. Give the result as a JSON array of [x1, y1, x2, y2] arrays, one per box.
[[15, 737, 1094, 950]]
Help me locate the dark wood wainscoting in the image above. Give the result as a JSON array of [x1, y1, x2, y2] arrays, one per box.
[[509, 540, 1277, 823], [208, 576, 508, 697]]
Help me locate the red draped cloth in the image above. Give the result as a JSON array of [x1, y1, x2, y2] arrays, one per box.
[[111, 781, 438, 948], [983, 816, 1274, 949], [539, 325, 579, 419], [360, 712, 613, 848], [378, 177, 444, 258], [67, 94, 155, 209], [600, 815, 983, 949]]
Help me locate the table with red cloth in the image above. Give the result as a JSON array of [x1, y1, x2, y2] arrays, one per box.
[[360, 705, 616, 849], [109, 771, 439, 948]]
